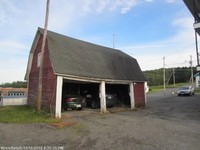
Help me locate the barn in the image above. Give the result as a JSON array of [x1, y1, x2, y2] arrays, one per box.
[[25, 28, 147, 118]]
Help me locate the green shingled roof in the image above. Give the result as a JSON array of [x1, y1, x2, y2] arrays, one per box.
[[38, 28, 147, 82]]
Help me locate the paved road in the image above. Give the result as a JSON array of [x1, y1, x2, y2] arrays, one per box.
[[146, 89, 200, 121], [0, 91, 200, 150]]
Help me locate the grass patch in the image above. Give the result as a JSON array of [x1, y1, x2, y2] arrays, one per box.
[[195, 88, 200, 93], [0, 105, 58, 123]]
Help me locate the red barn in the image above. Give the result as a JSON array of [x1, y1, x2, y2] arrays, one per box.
[[25, 28, 147, 118]]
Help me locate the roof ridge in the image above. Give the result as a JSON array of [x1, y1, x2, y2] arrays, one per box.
[[38, 27, 126, 55]]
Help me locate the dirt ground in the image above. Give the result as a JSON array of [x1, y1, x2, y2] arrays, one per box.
[[0, 91, 200, 150]]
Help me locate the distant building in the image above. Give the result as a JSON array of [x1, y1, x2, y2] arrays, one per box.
[[0, 88, 28, 97]]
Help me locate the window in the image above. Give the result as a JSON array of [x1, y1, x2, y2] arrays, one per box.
[[37, 52, 41, 68]]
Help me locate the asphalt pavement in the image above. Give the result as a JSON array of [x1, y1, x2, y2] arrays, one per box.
[[0, 90, 200, 150]]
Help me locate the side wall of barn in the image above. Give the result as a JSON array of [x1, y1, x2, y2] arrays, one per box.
[[134, 82, 145, 107], [27, 34, 57, 112]]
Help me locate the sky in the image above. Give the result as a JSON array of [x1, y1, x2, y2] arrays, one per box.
[[0, 0, 198, 84]]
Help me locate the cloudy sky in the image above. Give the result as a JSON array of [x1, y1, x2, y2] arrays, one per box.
[[0, 0, 197, 83]]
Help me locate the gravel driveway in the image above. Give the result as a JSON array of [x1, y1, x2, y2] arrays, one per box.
[[0, 91, 200, 150]]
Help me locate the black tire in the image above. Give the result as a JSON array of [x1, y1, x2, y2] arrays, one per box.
[[91, 101, 97, 109], [78, 107, 82, 111]]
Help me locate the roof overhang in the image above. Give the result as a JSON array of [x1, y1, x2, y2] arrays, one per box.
[[183, 0, 200, 35], [57, 73, 145, 84]]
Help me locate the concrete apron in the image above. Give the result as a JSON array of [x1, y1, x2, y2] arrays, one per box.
[[61, 107, 132, 118]]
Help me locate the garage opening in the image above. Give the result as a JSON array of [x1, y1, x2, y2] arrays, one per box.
[[62, 79, 131, 111], [106, 84, 130, 107], [62, 80, 100, 110]]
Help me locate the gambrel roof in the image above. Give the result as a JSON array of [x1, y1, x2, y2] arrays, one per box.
[[26, 28, 147, 82]]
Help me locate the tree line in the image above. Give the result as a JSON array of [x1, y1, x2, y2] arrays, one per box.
[[0, 67, 197, 88], [0, 81, 27, 88], [143, 67, 198, 86]]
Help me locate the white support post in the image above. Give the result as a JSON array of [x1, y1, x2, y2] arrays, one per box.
[[100, 81, 106, 113], [144, 83, 147, 106], [55, 76, 63, 118], [129, 83, 135, 109]]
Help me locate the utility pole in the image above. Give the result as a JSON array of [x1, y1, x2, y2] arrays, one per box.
[[173, 68, 176, 87], [190, 55, 194, 85], [37, 0, 50, 112], [163, 56, 166, 95]]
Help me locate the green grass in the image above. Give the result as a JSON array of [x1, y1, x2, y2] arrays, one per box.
[[195, 88, 200, 93], [148, 82, 200, 93], [0, 105, 58, 123]]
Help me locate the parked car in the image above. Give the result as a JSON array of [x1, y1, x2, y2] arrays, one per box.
[[62, 94, 86, 110], [177, 86, 195, 96], [86, 93, 117, 109]]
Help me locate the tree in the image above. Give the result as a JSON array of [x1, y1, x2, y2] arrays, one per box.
[[0, 81, 27, 88], [143, 67, 196, 86]]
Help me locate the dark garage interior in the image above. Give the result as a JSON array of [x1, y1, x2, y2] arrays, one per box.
[[62, 79, 131, 109]]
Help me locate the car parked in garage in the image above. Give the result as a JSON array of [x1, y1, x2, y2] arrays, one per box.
[[177, 86, 195, 96], [86, 93, 117, 109], [62, 94, 86, 110]]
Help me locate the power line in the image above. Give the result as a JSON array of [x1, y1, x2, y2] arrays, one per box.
[[140, 42, 196, 65]]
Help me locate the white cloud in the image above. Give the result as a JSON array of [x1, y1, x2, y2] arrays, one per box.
[[0, 0, 195, 83], [144, 0, 178, 3], [165, 0, 179, 3], [0, 40, 28, 54], [144, 0, 154, 2], [0, 58, 27, 83], [135, 46, 195, 71], [47, 0, 140, 32], [0, 0, 20, 27], [120, 0, 138, 14], [121, 16, 196, 71], [105, 0, 138, 14], [170, 17, 194, 43]]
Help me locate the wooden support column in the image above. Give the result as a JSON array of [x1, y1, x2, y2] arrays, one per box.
[[55, 76, 63, 118], [129, 83, 135, 109], [100, 81, 106, 113]]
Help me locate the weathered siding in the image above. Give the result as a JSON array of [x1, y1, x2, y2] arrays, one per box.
[[27, 35, 56, 111], [27, 35, 42, 107], [42, 38, 57, 111], [134, 82, 145, 107]]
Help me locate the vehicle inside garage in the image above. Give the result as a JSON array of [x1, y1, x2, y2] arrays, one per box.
[[106, 84, 130, 107], [62, 79, 131, 110]]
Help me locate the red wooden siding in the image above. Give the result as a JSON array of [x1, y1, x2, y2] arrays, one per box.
[[27, 35, 57, 111], [134, 82, 145, 107]]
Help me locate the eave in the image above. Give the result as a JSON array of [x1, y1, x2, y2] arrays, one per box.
[[183, 0, 200, 35]]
